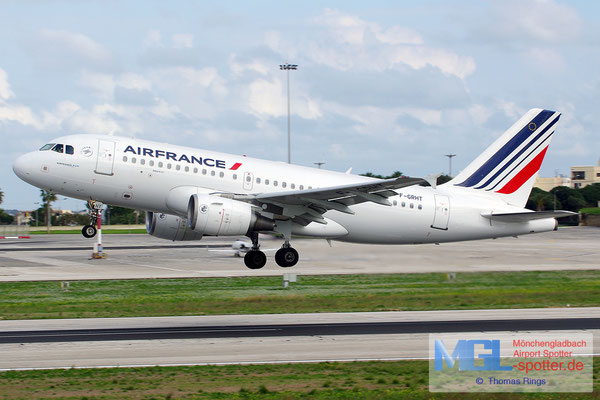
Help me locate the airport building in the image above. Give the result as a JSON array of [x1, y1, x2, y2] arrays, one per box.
[[571, 161, 600, 189], [534, 160, 600, 191], [534, 176, 571, 192]]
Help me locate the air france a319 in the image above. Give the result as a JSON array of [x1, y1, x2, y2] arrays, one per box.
[[13, 108, 573, 269]]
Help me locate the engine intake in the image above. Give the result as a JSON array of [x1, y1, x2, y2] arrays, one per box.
[[187, 194, 274, 236]]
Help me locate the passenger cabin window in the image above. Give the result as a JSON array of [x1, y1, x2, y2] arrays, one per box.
[[65, 145, 74, 155], [40, 143, 55, 151], [256, 178, 261, 184], [51, 144, 64, 153]]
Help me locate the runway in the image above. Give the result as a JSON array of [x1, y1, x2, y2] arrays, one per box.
[[0, 226, 598, 281], [0, 308, 598, 370]]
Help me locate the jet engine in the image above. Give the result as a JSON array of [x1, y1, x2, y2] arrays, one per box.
[[146, 211, 204, 241], [187, 194, 274, 236]]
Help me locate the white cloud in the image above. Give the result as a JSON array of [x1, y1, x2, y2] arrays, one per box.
[[489, 0, 581, 43], [229, 55, 271, 76], [0, 103, 40, 128], [247, 78, 283, 118], [144, 29, 162, 47], [39, 29, 112, 65], [308, 9, 475, 79], [172, 33, 194, 49], [0, 69, 15, 101], [526, 47, 566, 74], [117, 73, 152, 91], [79, 71, 116, 100], [315, 9, 423, 46]]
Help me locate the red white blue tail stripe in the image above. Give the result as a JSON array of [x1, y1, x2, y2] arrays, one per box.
[[455, 109, 560, 195]]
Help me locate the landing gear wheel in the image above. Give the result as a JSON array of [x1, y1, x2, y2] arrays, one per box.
[[82, 225, 97, 238], [244, 250, 267, 269], [275, 247, 299, 268]]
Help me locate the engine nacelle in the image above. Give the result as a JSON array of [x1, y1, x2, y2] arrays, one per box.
[[146, 211, 204, 241], [187, 194, 274, 236]]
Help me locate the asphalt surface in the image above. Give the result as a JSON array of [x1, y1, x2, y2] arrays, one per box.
[[2, 318, 599, 344], [0, 226, 598, 280], [1, 309, 598, 369]]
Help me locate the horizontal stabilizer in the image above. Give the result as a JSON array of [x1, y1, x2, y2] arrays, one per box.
[[481, 210, 576, 223]]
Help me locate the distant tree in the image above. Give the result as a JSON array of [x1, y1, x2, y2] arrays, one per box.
[[361, 171, 404, 179], [0, 210, 13, 224], [579, 183, 600, 207], [55, 213, 89, 226], [105, 205, 141, 225], [40, 190, 57, 233], [0, 188, 13, 224], [550, 186, 587, 212], [526, 187, 559, 211], [437, 175, 452, 185]]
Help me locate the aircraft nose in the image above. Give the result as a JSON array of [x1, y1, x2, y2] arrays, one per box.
[[12, 152, 34, 181]]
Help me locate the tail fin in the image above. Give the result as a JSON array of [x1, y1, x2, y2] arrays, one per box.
[[447, 108, 560, 207]]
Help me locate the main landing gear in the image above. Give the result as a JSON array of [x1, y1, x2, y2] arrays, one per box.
[[275, 244, 298, 268], [82, 200, 103, 238], [244, 231, 267, 269], [243, 231, 299, 269]]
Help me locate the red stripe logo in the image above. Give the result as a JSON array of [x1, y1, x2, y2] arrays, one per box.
[[229, 162, 242, 170], [496, 146, 548, 194]]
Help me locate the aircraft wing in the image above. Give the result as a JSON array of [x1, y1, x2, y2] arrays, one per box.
[[481, 210, 576, 223], [230, 176, 425, 225]]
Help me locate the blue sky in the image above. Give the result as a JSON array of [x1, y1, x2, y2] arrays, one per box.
[[1, 0, 599, 210]]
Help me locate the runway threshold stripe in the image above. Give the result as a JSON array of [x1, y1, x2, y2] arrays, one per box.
[[1, 318, 597, 344]]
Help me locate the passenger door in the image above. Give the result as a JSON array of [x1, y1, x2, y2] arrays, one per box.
[[95, 140, 116, 176], [431, 194, 450, 230]]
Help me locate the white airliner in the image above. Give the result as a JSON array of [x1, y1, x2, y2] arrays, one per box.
[[13, 108, 573, 269]]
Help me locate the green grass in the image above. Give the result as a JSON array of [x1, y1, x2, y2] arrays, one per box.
[[28, 228, 147, 235], [581, 208, 600, 215], [0, 360, 598, 399], [1, 271, 599, 320]]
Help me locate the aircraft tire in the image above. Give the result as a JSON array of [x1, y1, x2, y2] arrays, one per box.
[[275, 247, 299, 268], [244, 250, 267, 269], [82, 225, 97, 238]]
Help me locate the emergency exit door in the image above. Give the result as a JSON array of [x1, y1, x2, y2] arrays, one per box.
[[243, 172, 254, 191], [95, 140, 116, 176]]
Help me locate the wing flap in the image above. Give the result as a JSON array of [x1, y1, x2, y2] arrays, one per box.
[[481, 210, 576, 223]]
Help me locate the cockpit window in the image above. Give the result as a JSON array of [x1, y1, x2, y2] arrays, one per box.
[[40, 143, 55, 151], [51, 144, 64, 153], [66, 145, 74, 155]]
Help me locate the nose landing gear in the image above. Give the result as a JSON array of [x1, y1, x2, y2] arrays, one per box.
[[82, 224, 97, 238], [82, 200, 103, 238]]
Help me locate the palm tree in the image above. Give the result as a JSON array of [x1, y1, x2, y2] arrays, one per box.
[[40, 190, 57, 233], [0, 188, 3, 205]]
